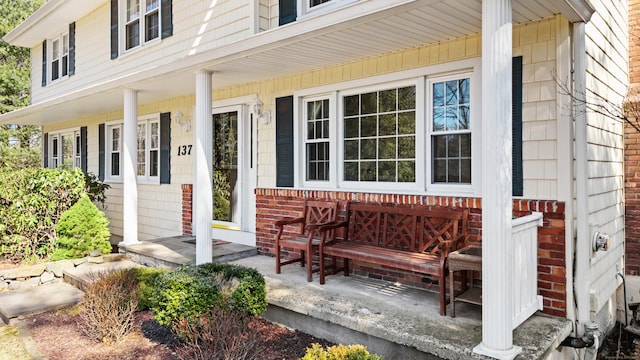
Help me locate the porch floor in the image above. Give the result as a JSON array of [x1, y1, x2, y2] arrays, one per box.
[[122, 236, 572, 359]]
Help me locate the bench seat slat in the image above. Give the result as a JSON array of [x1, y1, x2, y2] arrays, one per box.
[[323, 243, 441, 274]]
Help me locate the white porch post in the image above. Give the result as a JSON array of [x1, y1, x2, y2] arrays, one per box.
[[122, 89, 139, 245], [474, 0, 520, 359], [194, 70, 213, 264]]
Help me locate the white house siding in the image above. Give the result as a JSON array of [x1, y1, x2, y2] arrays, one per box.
[[31, 0, 256, 105], [583, 0, 627, 325], [42, 96, 196, 241], [216, 19, 563, 201]]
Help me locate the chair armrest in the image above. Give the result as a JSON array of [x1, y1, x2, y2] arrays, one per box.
[[318, 221, 348, 232], [305, 221, 335, 231], [274, 217, 304, 227], [438, 235, 466, 256]]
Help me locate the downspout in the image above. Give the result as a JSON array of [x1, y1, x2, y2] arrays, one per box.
[[573, 21, 591, 332]]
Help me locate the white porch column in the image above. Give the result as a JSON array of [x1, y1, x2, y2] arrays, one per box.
[[194, 70, 213, 264], [474, 0, 520, 359], [122, 89, 139, 245]]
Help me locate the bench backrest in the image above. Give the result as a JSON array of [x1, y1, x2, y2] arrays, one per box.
[[344, 202, 468, 255]]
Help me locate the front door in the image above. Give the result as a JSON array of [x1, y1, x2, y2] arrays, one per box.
[[212, 105, 256, 245]]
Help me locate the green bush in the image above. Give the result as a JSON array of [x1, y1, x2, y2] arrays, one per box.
[[83, 172, 111, 208], [301, 343, 383, 360], [79, 269, 139, 344], [52, 195, 111, 260], [134, 267, 167, 311], [151, 263, 266, 326], [0, 168, 85, 262]]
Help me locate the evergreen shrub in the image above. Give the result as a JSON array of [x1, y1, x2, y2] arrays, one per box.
[[0, 168, 85, 262], [301, 343, 383, 360], [151, 263, 266, 326], [52, 195, 111, 260]]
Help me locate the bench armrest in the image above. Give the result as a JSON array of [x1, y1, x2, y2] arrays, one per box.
[[438, 235, 467, 256], [274, 216, 304, 227]]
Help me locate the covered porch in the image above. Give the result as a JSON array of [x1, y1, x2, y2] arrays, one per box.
[[116, 234, 571, 359]]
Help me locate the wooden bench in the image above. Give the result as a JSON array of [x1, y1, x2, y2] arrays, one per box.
[[274, 199, 339, 282], [318, 202, 468, 315]]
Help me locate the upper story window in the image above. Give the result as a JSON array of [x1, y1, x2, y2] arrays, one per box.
[[41, 23, 75, 87], [279, 0, 357, 25], [50, 33, 69, 81], [111, 0, 172, 58]]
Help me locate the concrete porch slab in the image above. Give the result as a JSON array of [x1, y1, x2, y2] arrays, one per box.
[[231, 255, 572, 360]]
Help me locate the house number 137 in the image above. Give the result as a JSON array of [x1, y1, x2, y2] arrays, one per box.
[[177, 145, 192, 156]]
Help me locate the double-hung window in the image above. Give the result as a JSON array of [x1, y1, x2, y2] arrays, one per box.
[[106, 115, 160, 183], [47, 129, 81, 170], [50, 33, 69, 82], [120, 0, 163, 52], [304, 98, 330, 182]]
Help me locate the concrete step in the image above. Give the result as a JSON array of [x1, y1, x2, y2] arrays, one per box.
[[63, 259, 142, 290], [0, 283, 83, 324]]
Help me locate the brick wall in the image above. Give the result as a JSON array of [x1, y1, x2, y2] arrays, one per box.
[[181, 184, 193, 236], [255, 188, 567, 317], [627, 0, 640, 275]]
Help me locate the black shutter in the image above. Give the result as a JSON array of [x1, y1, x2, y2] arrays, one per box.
[[41, 41, 47, 87], [279, 0, 296, 26], [43, 133, 49, 168], [110, 0, 119, 59], [276, 96, 294, 187], [160, 0, 173, 39], [68, 22, 76, 76], [80, 126, 88, 173], [512, 56, 523, 197], [160, 112, 171, 184], [98, 123, 105, 181]]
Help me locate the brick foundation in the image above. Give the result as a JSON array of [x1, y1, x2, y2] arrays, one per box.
[[181, 184, 193, 236], [255, 188, 567, 317]]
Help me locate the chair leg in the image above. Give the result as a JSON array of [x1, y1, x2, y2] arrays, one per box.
[[439, 273, 446, 316], [306, 250, 313, 282], [275, 246, 281, 274], [319, 253, 326, 285], [450, 270, 455, 318], [300, 250, 306, 267], [344, 259, 350, 276]]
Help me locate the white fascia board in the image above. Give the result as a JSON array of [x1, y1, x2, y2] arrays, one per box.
[[560, 0, 595, 23]]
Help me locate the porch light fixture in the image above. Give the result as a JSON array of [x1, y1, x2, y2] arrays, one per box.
[[175, 111, 191, 132], [253, 99, 271, 124]]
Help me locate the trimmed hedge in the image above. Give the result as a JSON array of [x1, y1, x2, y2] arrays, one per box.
[[150, 263, 266, 326], [301, 344, 383, 360]]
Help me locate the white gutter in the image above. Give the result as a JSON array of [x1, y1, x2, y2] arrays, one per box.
[[573, 21, 590, 329]]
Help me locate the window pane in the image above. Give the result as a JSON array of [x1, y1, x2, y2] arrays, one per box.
[[378, 137, 396, 159], [137, 124, 146, 176], [360, 116, 376, 137], [459, 78, 470, 104], [112, 128, 120, 151], [344, 140, 358, 160], [433, 108, 445, 132], [360, 92, 377, 115], [62, 56, 68, 77], [398, 86, 415, 110], [111, 154, 120, 176], [146, 0, 159, 12], [398, 136, 415, 158], [378, 161, 395, 182], [150, 150, 158, 177], [360, 139, 376, 159], [52, 138, 58, 157], [344, 162, 358, 181], [62, 135, 73, 169], [445, 107, 458, 131], [310, 0, 331, 7], [52, 60, 59, 80], [432, 134, 471, 184], [398, 111, 415, 134], [145, 11, 159, 42], [127, 0, 140, 21], [344, 117, 359, 138], [344, 95, 359, 116], [150, 122, 159, 148], [379, 89, 396, 113], [126, 21, 140, 49], [52, 40, 59, 59], [360, 161, 376, 181], [398, 161, 415, 182], [446, 80, 458, 105], [459, 105, 470, 129], [379, 113, 396, 136], [433, 82, 444, 107]]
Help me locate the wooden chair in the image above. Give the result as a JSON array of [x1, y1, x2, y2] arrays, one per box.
[[275, 199, 339, 282]]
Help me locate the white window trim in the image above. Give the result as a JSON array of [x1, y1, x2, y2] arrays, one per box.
[[299, 93, 337, 189], [293, 57, 482, 197], [48, 127, 80, 170], [105, 114, 161, 184], [48, 31, 69, 83], [120, 0, 161, 54], [298, 0, 360, 20]]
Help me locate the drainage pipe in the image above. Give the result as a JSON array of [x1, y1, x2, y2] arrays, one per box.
[[573, 20, 591, 330], [617, 272, 629, 327]]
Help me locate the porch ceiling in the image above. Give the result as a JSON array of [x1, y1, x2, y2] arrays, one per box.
[[0, 0, 593, 125]]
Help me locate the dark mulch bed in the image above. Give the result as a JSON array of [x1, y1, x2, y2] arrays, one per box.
[[25, 308, 334, 360]]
